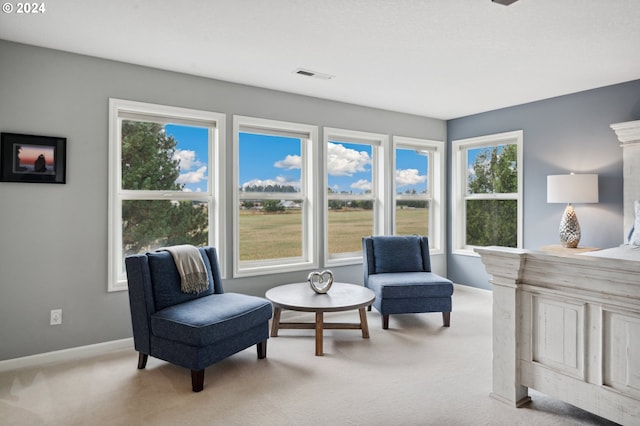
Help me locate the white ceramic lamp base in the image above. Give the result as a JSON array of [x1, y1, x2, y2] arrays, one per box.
[[559, 203, 581, 248]]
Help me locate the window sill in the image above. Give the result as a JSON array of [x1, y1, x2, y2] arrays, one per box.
[[234, 260, 318, 278], [325, 255, 363, 268], [452, 248, 481, 258]]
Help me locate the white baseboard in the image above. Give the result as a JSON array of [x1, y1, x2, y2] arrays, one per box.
[[0, 338, 134, 373], [453, 283, 491, 294], [0, 285, 485, 373]]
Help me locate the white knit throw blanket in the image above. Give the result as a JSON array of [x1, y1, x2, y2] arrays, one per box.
[[160, 245, 209, 294]]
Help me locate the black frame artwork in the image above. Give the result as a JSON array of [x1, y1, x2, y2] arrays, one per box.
[[0, 132, 67, 183]]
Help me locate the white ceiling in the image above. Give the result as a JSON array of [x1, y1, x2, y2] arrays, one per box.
[[1, 0, 639, 119]]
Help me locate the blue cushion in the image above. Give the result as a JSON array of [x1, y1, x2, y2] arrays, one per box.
[[372, 235, 424, 273], [367, 272, 453, 299], [150, 293, 273, 346], [373, 296, 452, 316], [147, 248, 214, 311]]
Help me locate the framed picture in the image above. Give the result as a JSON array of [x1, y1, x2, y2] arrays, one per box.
[[0, 132, 67, 184]]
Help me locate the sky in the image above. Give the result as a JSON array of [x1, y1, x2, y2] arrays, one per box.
[[16, 144, 55, 166], [165, 124, 209, 192], [164, 124, 430, 194], [395, 148, 429, 194], [239, 132, 302, 191]]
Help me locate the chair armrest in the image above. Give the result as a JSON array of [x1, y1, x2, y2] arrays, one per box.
[[125, 254, 154, 354]]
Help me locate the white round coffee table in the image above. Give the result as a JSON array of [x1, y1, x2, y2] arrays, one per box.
[[265, 282, 375, 356]]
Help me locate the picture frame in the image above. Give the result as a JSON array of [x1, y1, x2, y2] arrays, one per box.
[[0, 132, 67, 184]]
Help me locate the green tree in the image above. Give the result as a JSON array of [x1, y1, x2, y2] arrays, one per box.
[[241, 184, 297, 193], [328, 187, 345, 210], [397, 200, 427, 208], [465, 144, 518, 247], [262, 200, 285, 212], [121, 121, 208, 254], [355, 200, 374, 210]]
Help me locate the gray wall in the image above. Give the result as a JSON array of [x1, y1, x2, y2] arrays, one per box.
[[447, 79, 640, 289], [0, 40, 445, 360]]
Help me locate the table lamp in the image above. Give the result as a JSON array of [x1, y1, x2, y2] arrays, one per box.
[[547, 173, 598, 248]]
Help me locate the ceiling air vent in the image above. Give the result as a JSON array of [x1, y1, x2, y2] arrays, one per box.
[[294, 68, 334, 80]]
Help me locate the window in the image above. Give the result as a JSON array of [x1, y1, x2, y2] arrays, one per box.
[[452, 130, 523, 255], [392, 136, 444, 252], [108, 99, 225, 291], [233, 116, 318, 277], [324, 128, 387, 265]]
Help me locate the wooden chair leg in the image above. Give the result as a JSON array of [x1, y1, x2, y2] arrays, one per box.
[[367, 305, 372, 312], [382, 314, 389, 329], [442, 312, 451, 327], [257, 340, 267, 359], [191, 369, 205, 392], [137, 353, 148, 369]]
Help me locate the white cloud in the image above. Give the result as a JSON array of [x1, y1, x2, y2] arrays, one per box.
[[173, 149, 203, 171], [177, 166, 207, 184], [173, 150, 207, 188], [327, 142, 371, 176], [396, 168, 427, 187], [350, 179, 371, 191], [274, 154, 301, 169]]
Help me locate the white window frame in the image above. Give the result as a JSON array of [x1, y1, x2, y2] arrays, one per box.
[[392, 136, 445, 255], [324, 127, 387, 267], [451, 130, 523, 257], [233, 115, 319, 277], [108, 98, 225, 291]]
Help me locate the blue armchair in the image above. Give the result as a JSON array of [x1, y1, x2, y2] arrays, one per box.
[[125, 246, 273, 392], [362, 235, 453, 329]]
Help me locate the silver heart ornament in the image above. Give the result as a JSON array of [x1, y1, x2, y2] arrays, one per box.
[[307, 270, 334, 294]]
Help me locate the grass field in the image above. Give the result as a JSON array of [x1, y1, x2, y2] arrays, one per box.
[[239, 208, 429, 261]]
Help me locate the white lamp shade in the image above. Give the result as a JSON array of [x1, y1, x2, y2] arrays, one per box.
[[547, 174, 599, 204]]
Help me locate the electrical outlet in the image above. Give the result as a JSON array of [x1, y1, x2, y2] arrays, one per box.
[[50, 309, 62, 325]]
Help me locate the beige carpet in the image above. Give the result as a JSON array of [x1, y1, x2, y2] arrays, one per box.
[[0, 285, 617, 425]]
